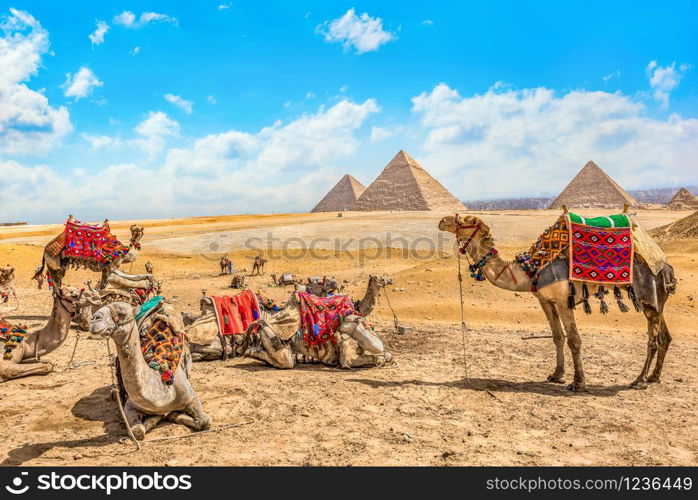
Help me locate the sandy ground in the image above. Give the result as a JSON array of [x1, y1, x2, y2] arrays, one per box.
[[0, 209, 696, 466]]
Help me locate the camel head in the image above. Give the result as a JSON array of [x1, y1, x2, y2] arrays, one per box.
[[129, 225, 144, 244], [89, 302, 133, 339], [438, 214, 493, 259], [369, 274, 393, 288], [54, 285, 91, 315]]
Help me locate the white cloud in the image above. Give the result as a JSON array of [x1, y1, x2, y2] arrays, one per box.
[[411, 83, 698, 200], [646, 60, 690, 108], [164, 93, 193, 114], [83, 111, 179, 158], [131, 46, 140, 55], [16, 98, 378, 222], [370, 126, 394, 143], [207, 95, 217, 104], [602, 70, 620, 82], [89, 20, 109, 45], [422, 19, 434, 26], [305, 91, 316, 100], [113, 10, 178, 29], [318, 8, 395, 54], [218, 3, 232, 10], [0, 8, 71, 155], [62, 66, 103, 100]]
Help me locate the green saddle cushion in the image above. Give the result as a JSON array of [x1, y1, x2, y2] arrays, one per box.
[[568, 212, 630, 228]]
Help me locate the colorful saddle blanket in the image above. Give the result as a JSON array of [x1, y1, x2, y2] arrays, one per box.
[[210, 289, 260, 336], [1, 317, 27, 360], [141, 318, 184, 385], [569, 219, 633, 284], [525, 212, 633, 285], [62, 219, 129, 266], [298, 292, 356, 347]]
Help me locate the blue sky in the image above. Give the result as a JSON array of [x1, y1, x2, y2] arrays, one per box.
[[1, 1, 697, 223]]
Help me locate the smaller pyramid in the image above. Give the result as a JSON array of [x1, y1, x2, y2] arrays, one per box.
[[311, 174, 366, 212], [352, 150, 467, 212], [667, 187, 698, 210], [548, 161, 637, 209]]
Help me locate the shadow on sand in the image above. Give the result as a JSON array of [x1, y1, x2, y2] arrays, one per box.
[[2, 386, 126, 466], [347, 377, 633, 397]]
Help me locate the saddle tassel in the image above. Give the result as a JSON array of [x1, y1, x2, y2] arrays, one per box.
[[626, 285, 642, 312], [597, 286, 609, 314], [582, 283, 592, 315], [567, 282, 576, 310], [614, 285, 629, 313]]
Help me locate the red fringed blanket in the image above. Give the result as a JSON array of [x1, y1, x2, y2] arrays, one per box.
[[569, 223, 633, 284], [63, 219, 129, 266], [210, 289, 260, 336], [298, 292, 356, 347], [141, 318, 184, 385]]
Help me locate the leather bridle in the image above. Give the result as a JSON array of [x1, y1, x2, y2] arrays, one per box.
[[455, 216, 483, 255]]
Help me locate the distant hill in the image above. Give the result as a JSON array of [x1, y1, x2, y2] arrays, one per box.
[[465, 186, 698, 210]]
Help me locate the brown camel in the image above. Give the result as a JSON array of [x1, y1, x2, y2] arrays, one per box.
[[439, 214, 676, 392], [1, 286, 90, 382], [251, 256, 267, 276], [220, 256, 231, 275], [34, 218, 144, 288]]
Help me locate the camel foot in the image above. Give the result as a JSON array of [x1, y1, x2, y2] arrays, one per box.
[[547, 374, 565, 384], [630, 379, 648, 390], [130, 424, 146, 441], [198, 414, 212, 431], [647, 375, 661, 384], [567, 381, 587, 392]]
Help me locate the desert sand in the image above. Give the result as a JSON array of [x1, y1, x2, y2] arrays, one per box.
[[0, 209, 696, 466]]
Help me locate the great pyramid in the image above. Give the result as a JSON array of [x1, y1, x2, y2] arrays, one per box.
[[351, 150, 467, 212], [667, 187, 698, 210], [548, 161, 637, 209], [311, 174, 366, 212]]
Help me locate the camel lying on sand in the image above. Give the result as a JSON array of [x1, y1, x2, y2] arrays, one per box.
[[185, 275, 393, 362], [439, 214, 676, 391], [1, 286, 91, 382], [241, 290, 392, 369], [89, 301, 211, 439]]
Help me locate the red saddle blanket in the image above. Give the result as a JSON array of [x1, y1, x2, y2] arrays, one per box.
[[63, 219, 129, 266], [210, 289, 260, 336], [298, 292, 357, 347], [569, 223, 633, 284]]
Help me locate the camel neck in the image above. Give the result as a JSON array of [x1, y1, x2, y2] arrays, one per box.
[[357, 280, 381, 316], [481, 251, 533, 292], [23, 297, 73, 359]]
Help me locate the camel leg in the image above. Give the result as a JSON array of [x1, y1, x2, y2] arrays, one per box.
[[0, 360, 54, 382], [539, 299, 566, 383], [338, 329, 392, 368], [555, 306, 587, 392], [168, 399, 212, 431], [630, 308, 660, 389], [123, 401, 147, 440], [648, 317, 671, 383], [189, 340, 226, 362], [242, 325, 294, 369]]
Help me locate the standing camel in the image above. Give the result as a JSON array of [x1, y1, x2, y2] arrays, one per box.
[[219, 256, 231, 275], [1, 286, 91, 382], [88, 302, 212, 439], [34, 219, 144, 288], [251, 256, 267, 276], [438, 214, 676, 391]]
